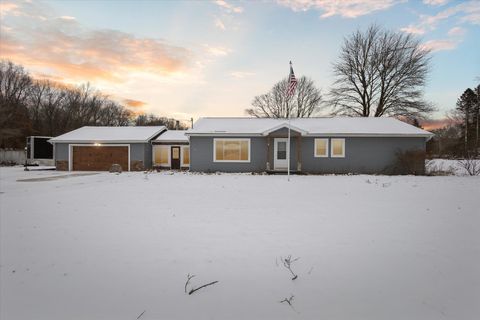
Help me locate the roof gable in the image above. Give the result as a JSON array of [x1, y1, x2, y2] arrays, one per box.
[[49, 126, 166, 143], [155, 130, 188, 142]]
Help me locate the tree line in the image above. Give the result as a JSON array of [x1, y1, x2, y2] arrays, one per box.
[[0, 60, 187, 149], [427, 85, 480, 158]]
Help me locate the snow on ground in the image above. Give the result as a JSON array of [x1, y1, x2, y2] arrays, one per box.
[[0, 167, 479, 320], [427, 158, 480, 176]]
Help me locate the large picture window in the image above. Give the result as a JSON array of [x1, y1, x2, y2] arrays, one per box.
[[331, 138, 345, 158], [314, 138, 328, 157], [154, 146, 170, 166], [214, 139, 250, 162]]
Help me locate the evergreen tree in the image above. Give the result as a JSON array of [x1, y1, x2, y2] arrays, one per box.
[[455, 88, 477, 156]]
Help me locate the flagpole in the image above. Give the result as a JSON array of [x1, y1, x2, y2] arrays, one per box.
[[287, 106, 291, 181], [286, 60, 297, 182], [287, 61, 292, 182]]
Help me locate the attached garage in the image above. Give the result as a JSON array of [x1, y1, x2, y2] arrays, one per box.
[[49, 126, 166, 171], [72, 145, 129, 171]]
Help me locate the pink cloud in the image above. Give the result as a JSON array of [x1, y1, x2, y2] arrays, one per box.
[[277, 0, 401, 18], [0, 2, 192, 84], [400, 25, 426, 35], [214, 0, 243, 14], [421, 39, 458, 52], [401, 1, 480, 35], [447, 26, 466, 36], [423, 0, 449, 6]]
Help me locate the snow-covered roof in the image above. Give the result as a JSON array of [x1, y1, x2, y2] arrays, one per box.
[[154, 130, 189, 142], [187, 117, 433, 137], [49, 126, 166, 143]]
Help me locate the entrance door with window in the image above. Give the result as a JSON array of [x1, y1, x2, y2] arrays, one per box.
[[273, 138, 288, 170], [171, 146, 180, 169]]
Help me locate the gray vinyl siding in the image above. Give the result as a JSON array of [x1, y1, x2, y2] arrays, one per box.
[[143, 143, 152, 168], [54, 143, 69, 161], [301, 137, 426, 174], [130, 143, 147, 166], [190, 135, 426, 174], [190, 136, 267, 172]]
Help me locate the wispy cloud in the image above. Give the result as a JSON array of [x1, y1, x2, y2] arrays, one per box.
[[421, 117, 459, 130], [59, 15, 76, 21], [214, 0, 244, 14], [400, 25, 426, 35], [123, 99, 147, 108], [423, 0, 449, 6], [203, 44, 231, 56], [214, 16, 226, 30], [421, 39, 458, 52], [447, 26, 466, 36], [0, 2, 19, 16], [401, 1, 480, 34], [0, 1, 192, 83], [277, 0, 401, 18]]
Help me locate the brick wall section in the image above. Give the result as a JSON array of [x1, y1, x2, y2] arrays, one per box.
[[56, 160, 68, 171]]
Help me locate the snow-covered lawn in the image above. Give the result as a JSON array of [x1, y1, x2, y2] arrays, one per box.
[[426, 159, 480, 176], [1, 167, 479, 320]]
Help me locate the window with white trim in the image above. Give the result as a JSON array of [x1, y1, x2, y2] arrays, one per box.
[[154, 146, 170, 166], [214, 139, 250, 162], [314, 138, 329, 157], [331, 138, 345, 158], [182, 146, 190, 166]]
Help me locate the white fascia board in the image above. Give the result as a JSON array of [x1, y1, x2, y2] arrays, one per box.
[[185, 133, 263, 137], [305, 133, 434, 138], [49, 140, 151, 144], [152, 140, 189, 144], [261, 123, 308, 136]]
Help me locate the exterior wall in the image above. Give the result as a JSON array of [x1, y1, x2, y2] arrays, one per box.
[[301, 137, 426, 174], [190, 136, 267, 172], [190, 135, 426, 174], [54, 143, 69, 171], [143, 143, 152, 169], [54, 143, 69, 161], [130, 143, 152, 170], [53, 142, 154, 171]]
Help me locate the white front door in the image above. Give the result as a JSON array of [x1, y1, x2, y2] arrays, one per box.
[[274, 138, 288, 170]]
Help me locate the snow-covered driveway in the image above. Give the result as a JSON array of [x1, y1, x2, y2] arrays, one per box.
[[1, 167, 479, 320]]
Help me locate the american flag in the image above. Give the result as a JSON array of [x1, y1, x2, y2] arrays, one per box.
[[287, 61, 297, 98]]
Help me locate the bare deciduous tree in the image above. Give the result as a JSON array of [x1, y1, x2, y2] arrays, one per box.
[[457, 157, 480, 176], [246, 76, 323, 118], [329, 24, 434, 119], [0, 60, 186, 148], [0, 61, 32, 146]]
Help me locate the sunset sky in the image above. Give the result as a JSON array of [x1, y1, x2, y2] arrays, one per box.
[[1, 0, 479, 127]]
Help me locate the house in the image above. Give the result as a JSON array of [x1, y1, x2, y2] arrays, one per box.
[[152, 130, 190, 169], [186, 117, 434, 174], [49, 126, 166, 171]]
